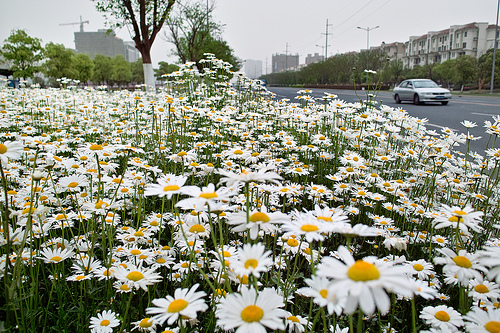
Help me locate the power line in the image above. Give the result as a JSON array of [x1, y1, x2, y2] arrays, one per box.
[[332, 0, 377, 32], [333, 0, 392, 39]]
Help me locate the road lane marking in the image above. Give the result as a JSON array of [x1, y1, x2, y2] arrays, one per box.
[[427, 123, 458, 131], [471, 112, 497, 117]]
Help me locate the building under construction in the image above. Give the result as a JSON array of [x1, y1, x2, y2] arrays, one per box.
[[74, 29, 141, 62], [271, 53, 299, 73]]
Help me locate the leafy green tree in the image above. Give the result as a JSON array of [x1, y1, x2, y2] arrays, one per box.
[[72, 54, 94, 83], [455, 55, 477, 87], [165, 0, 240, 71], [477, 49, 500, 92], [154, 61, 179, 80], [44, 42, 76, 80], [91, 0, 176, 91], [92, 54, 112, 84], [131, 58, 144, 84], [111, 55, 132, 86], [432, 59, 457, 88], [200, 35, 241, 71], [0, 29, 44, 79]]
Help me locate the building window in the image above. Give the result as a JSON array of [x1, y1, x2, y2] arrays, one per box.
[[464, 31, 468, 37], [456, 32, 460, 38], [439, 37, 442, 42], [438, 46, 441, 52], [445, 36, 447, 41], [463, 42, 466, 49], [452, 52, 455, 58]]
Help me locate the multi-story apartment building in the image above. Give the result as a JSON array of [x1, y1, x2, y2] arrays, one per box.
[[244, 59, 263, 78], [272, 53, 299, 73], [305, 53, 325, 64], [370, 42, 406, 62], [402, 22, 497, 68]]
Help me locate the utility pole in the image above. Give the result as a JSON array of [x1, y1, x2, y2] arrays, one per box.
[[491, 0, 500, 94], [322, 19, 333, 60], [265, 58, 268, 75], [285, 42, 289, 71], [358, 25, 379, 86]]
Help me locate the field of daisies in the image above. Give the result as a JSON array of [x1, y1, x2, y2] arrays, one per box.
[[2, 56, 500, 333]]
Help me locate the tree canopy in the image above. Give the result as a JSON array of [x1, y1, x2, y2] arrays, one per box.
[[0, 29, 44, 79], [91, 0, 177, 90]]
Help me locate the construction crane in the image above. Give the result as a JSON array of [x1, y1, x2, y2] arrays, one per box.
[[59, 16, 89, 32]]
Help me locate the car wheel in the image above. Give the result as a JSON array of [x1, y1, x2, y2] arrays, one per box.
[[394, 94, 401, 104], [441, 101, 449, 105], [413, 94, 421, 105]]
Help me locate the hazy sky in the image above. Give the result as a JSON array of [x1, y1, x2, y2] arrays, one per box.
[[1, 0, 498, 72]]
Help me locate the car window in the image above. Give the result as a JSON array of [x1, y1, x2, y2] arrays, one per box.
[[413, 81, 439, 88], [407, 81, 413, 88], [399, 81, 407, 88]]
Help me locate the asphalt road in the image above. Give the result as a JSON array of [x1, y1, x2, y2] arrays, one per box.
[[267, 86, 500, 156]]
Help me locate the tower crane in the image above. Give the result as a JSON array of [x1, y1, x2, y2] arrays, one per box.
[[59, 16, 89, 32]]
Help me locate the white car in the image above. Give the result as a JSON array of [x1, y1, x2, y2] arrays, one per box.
[[393, 79, 452, 105]]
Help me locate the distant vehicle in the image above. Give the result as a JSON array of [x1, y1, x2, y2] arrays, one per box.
[[393, 79, 452, 105]]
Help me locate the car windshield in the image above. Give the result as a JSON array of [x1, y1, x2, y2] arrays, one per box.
[[413, 81, 439, 88]]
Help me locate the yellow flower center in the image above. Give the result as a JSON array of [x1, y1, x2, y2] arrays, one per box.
[[189, 224, 205, 233], [100, 319, 110, 326], [0, 143, 7, 154], [199, 192, 217, 199], [413, 264, 424, 271], [89, 144, 103, 151], [163, 185, 180, 192], [130, 249, 141, 255], [300, 224, 319, 232], [139, 318, 153, 328], [244, 259, 259, 269], [319, 289, 328, 298], [475, 284, 490, 293], [126, 271, 144, 281], [177, 151, 187, 157], [287, 238, 299, 247], [249, 212, 270, 223], [434, 310, 450, 322], [347, 260, 380, 281], [485, 321, 500, 333], [453, 210, 467, 215], [241, 305, 264, 323], [168, 299, 188, 313], [67, 182, 79, 188], [50, 256, 62, 262], [317, 216, 333, 222], [156, 258, 166, 264], [288, 315, 300, 323], [453, 256, 472, 268], [120, 284, 130, 291], [234, 149, 244, 155]]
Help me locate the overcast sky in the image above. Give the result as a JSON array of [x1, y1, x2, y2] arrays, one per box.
[[1, 0, 498, 72]]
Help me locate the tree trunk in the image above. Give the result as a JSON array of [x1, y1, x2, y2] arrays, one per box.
[[139, 49, 155, 93], [143, 63, 155, 93]]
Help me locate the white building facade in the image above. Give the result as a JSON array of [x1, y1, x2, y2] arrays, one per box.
[[402, 22, 497, 69]]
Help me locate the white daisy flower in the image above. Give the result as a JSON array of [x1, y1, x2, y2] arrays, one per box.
[[420, 305, 464, 331], [216, 286, 288, 332], [89, 310, 120, 333], [464, 306, 500, 333], [230, 243, 273, 279], [317, 246, 414, 315], [146, 283, 208, 326]]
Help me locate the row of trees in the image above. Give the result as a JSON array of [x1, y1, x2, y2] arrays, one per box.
[[261, 49, 500, 91], [1, 1, 240, 89]]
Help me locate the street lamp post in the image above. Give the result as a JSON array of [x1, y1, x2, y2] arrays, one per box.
[[358, 26, 379, 86], [490, 0, 500, 94]]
